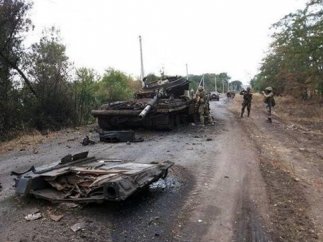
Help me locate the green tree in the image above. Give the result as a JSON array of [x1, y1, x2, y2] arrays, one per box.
[[189, 72, 231, 93], [0, 0, 36, 96], [252, 0, 323, 97], [74, 68, 98, 125], [230, 80, 243, 91], [95, 68, 136, 103], [0, 0, 34, 137], [24, 27, 75, 130]]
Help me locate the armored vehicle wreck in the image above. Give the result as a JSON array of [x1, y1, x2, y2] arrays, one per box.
[[91, 76, 196, 130], [12, 152, 173, 203]]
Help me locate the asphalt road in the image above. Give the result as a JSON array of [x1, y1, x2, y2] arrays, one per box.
[[0, 98, 309, 241]]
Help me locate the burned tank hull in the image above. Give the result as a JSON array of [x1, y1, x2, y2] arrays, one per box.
[[12, 152, 173, 203], [92, 76, 196, 130]]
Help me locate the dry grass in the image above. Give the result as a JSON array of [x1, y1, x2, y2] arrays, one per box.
[[0, 130, 58, 154], [274, 95, 323, 128], [230, 93, 323, 133]]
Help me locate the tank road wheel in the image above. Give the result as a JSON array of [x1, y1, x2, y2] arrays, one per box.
[[168, 114, 175, 130], [155, 114, 175, 130], [174, 114, 180, 128], [98, 118, 112, 131], [167, 114, 178, 130]]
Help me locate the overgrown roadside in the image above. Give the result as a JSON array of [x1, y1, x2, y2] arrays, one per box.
[[229, 94, 323, 241]]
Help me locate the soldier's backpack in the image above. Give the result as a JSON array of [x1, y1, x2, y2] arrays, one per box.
[[272, 97, 276, 107], [264, 96, 276, 107]]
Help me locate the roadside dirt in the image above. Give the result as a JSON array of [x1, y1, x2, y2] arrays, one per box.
[[0, 95, 322, 241], [230, 94, 323, 241]]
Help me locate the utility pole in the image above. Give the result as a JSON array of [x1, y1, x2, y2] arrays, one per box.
[[222, 80, 225, 94], [203, 75, 205, 88], [139, 35, 145, 85], [214, 76, 217, 92], [186, 64, 189, 80], [199, 75, 204, 88]]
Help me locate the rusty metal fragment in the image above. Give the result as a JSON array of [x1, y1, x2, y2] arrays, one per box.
[[12, 152, 173, 203]]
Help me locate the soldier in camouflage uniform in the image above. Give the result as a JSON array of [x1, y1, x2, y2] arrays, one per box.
[[204, 93, 214, 125], [262, 86, 274, 123], [195, 86, 207, 126], [240, 87, 253, 118]]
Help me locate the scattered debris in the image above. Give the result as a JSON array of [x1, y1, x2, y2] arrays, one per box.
[[81, 136, 95, 146], [198, 219, 203, 223], [57, 202, 80, 209], [206, 138, 212, 141], [48, 211, 64, 222], [99, 130, 143, 143], [70, 222, 86, 232], [148, 216, 160, 225], [0, 182, 2, 192], [224, 176, 229, 178], [12, 152, 174, 203], [67, 137, 77, 142], [25, 212, 42, 221]]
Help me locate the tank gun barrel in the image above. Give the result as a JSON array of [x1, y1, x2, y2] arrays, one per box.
[[139, 95, 158, 119]]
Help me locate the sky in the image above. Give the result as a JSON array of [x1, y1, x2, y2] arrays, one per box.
[[27, 0, 308, 84]]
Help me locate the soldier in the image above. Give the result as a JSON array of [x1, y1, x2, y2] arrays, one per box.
[[240, 87, 252, 118], [195, 86, 206, 126], [262, 86, 274, 123], [204, 93, 214, 125]]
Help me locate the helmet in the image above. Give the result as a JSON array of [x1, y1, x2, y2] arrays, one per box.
[[265, 86, 273, 91], [198, 86, 204, 91], [246, 87, 251, 91]]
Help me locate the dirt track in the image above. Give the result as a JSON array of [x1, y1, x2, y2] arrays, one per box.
[[0, 96, 322, 241]]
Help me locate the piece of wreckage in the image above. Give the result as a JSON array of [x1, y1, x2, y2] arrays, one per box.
[[12, 152, 173, 203], [91, 76, 197, 130]]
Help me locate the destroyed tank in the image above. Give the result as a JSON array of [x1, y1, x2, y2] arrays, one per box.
[[91, 76, 196, 130]]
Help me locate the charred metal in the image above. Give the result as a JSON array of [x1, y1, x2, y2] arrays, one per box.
[[91, 76, 196, 130], [12, 152, 173, 203]]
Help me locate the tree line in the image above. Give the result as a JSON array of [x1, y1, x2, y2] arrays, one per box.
[[0, 0, 142, 139], [251, 0, 323, 99], [0, 0, 242, 140], [194, 74, 242, 93], [145, 72, 243, 93]]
